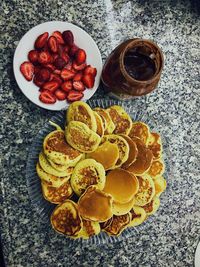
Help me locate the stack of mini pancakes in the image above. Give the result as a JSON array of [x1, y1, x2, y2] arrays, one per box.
[[36, 101, 166, 239]]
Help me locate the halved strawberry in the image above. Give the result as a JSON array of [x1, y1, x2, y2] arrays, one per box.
[[53, 69, 61, 75], [48, 36, 58, 53], [75, 49, 86, 65], [39, 90, 56, 104], [36, 68, 50, 82], [82, 74, 95, 88], [73, 81, 85, 91], [62, 30, 74, 46], [67, 90, 84, 102], [65, 61, 73, 70], [49, 73, 63, 85], [52, 53, 59, 62], [52, 31, 64, 44], [61, 52, 69, 64], [73, 71, 83, 81], [61, 69, 75, 80], [34, 65, 41, 75], [54, 57, 66, 70], [69, 45, 79, 56], [84, 65, 97, 77], [28, 50, 39, 64], [35, 32, 49, 49], [61, 81, 73, 92], [42, 80, 60, 93], [58, 44, 64, 56], [33, 76, 44, 87], [42, 43, 49, 52], [63, 45, 70, 54], [72, 61, 86, 71], [55, 89, 67, 100], [20, 61, 34, 81], [38, 51, 52, 64], [45, 63, 56, 72]]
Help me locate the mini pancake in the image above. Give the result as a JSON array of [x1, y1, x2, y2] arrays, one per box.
[[104, 213, 131, 236], [107, 105, 132, 135], [76, 219, 101, 239], [112, 197, 135, 216], [103, 169, 139, 204], [154, 176, 167, 197], [65, 121, 101, 153], [94, 111, 104, 137], [41, 180, 73, 204], [128, 206, 146, 227], [134, 175, 155, 206], [129, 121, 150, 145], [71, 159, 106, 196], [43, 130, 83, 166], [39, 152, 73, 177], [94, 108, 115, 134], [51, 200, 82, 237], [66, 101, 97, 132], [36, 163, 70, 187], [148, 132, 163, 159], [120, 135, 138, 169], [142, 196, 160, 215], [127, 137, 153, 175], [148, 159, 165, 179], [87, 141, 119, 170], [78, 186, 113, 222], [100, 217, 113, 230], [103, 135, 129, 168]]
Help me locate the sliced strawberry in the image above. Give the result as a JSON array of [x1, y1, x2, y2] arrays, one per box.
[[52, 31, 64, 44], [44, 63, 56, 72], [67, 90, 84, 102], [35, 32, 49, 49], [39, 90, 56, 104], [20, 61, 34, 81], [58, 44, 64, 56], [48, 36, 58, 53], [61, 51, 69, 64], [75, 49, 86, 65], [42, 81, 60, 93], [73, 71, 83, 81], [36, 68, 50, 82], [55, 89, 67, 100], [65, 61, 73, 70], [53, 69, 61, 75], [82, 74, 95, 88], [28, 50, 39, 64], [61, 81, 73, 92], [34, 65, 41, 75], [42, 42, 49, 52], [72, 61, 86, 71], [38, 51, 52, 64], [63, 45, 70, 54], [52, 53, 59, 62], [61, 69, 75, 80], [69, 45, 79, 56], [49, 73, 63, 84], [73, 81, 85, 91], [54, 57, 66, 70], [84, 65, 97, 77], [62, 30, 74, 46], [33, 76, 44, 87]]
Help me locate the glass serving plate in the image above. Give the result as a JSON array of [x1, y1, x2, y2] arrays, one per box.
[[26, 99, 170, 245]]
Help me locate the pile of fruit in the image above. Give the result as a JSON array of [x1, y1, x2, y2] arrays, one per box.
[[20, 30, 97, 103]]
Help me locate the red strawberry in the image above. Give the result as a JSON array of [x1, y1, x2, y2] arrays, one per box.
[[63, 45, 70, 54], [42, 81, 60, 93], [33, 76, 44, 87], [84, 65, 97, 77], [45, 63, 56, 72], [20, 61, 34, 81], [65, 61, 73, 70], [67, 90, 83, 102], [69, 45, 79, 56], [52, 31, 64, 44], [53, 69, 61, 75], [35, 32, 49, 49], [52, 53, 59, 62], [61, 52, 69, 64], [49, 73, 63, 85], [58, 44, 64, 56], [36, 68, 50, 82], [75, 49, 86, 64], [62, 30, 74, 46], [73, 71, 83, 81], [73, 81, 85, 91], [61, 81, 73, 92], [42, 43, 49, 52], [48, 36, 58, 53], [28, 50, 39, 64], [54, 57, 66, 69], [39, 90, 56, 104], [61, 69, 75, 80], [82, 74, 95, 88], [34, 65, 41, 75], [72, 61, 86, 71], [55, 89, 67, 100], [38, 51, 52, 64]]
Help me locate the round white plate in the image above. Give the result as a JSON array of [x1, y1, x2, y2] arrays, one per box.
[[195, 241, 200, 267], [13, 21, 102, 110]]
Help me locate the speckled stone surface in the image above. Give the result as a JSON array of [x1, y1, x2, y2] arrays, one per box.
[[0, 0, 200, 266]]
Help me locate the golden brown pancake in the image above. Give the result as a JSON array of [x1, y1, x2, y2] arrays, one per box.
[[142, 196, 160, 215], [94, 108, 115, 134], [120, 135, 138, 169], [107, 105, 132, 135], [51, 200, 82, 236], [78, 186, 113, 222], [103, 169, 139, 204], [154, 176, 167, 197], [148, 132, 163, 159], [148, 159, 165, 179], [87, 141, 119, 170], [129, 121, 150, 145], [127, 137, 153, 175], [112, 197, 135, 216], [104, 213, 131, 236], [134, 175, 155, 206], [128, 206, 146, 227], [75, 219, 101, 239], [94, 111, 105, 137]]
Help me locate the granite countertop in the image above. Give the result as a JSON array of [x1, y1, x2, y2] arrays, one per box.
[[1, 0, 200, 266]]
